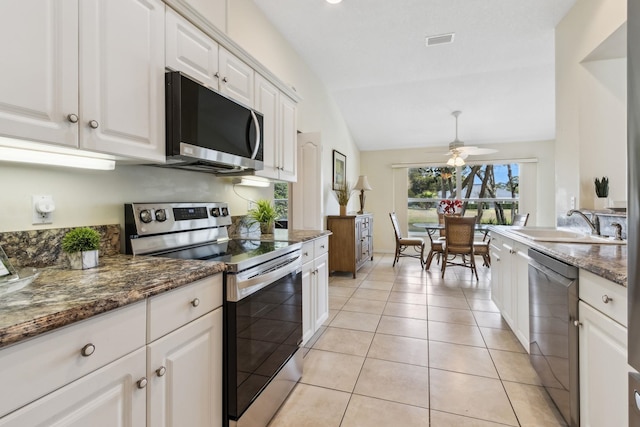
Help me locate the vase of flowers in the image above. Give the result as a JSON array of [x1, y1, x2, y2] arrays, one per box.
[[438, 199, 463, 215]]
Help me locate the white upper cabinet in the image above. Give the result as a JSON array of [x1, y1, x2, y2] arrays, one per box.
[[255, 74, 297, 182], [165, 7, 219, 89], [0, 1, 79, 148], [80, 0, 165, 162], [0, 0, 166, 162], [165, 11, 254, 107], [218, 47, 254, 107]]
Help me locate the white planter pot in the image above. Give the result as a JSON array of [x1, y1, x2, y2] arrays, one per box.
[[68, 250, 99, 270], [594, 197, 608, 210]]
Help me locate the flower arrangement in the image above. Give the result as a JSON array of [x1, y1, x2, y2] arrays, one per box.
[[438, 199, 463, 214], [333, 181, 352, 206]]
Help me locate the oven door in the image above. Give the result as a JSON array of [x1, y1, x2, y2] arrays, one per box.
[[224, 255, 302, 426]]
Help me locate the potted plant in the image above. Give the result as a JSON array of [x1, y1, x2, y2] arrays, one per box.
[[61, 227, 101, 270], [333, 182, 352, 215], [594, 176, 609, 209], [247, 199, 278, 234]]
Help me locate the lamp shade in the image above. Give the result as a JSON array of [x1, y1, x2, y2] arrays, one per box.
[[354, 175, 373, 191]]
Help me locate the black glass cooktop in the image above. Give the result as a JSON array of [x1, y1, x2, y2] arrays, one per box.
[[159, 239, 296, 266]]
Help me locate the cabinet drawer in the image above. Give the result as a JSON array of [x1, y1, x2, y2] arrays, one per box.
[[148, 275, 223, 342], [579, 270, 627, 327], [314, 236, 329, 257], [0, 301, 146, 417], [301, 241, 314, 264]]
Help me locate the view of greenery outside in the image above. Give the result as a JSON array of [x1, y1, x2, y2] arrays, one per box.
[[274, 182, 288, 228], [407, 164, 520, 234]]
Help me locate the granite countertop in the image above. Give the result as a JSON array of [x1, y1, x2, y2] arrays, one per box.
[[0, 228, 330, 350], [489, 226, 627, 287], [0, 255, 225, 349]]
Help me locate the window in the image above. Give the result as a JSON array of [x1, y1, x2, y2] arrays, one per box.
[[408, 163, 520, 233], [274, 182, 289, 229]]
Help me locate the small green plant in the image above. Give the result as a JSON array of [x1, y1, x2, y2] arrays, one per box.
[[247, 199, 278, 227], [333, 182, 352, 206], [61, 227, 101, 253], [594, 176, 609, 198]]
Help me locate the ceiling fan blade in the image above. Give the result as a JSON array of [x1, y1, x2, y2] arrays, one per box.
[[463, 147, 498, 155]]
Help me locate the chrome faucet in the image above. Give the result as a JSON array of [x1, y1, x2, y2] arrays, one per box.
[[567, 209, 600, 235]]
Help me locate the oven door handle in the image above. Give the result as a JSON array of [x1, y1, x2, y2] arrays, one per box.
[[228, 255, 301, 301]]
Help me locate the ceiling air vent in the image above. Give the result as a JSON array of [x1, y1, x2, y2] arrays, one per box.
[[425, 33, 455, 47]]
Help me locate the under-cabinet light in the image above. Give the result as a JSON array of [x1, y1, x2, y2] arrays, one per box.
[[0, 145, 116, 171], [233, 177, 271, 187]]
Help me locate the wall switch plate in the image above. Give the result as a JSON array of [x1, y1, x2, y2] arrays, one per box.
[[32, 195, 55, 224]]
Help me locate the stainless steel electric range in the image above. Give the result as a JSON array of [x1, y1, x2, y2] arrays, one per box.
[[124, 202, 303, 427]]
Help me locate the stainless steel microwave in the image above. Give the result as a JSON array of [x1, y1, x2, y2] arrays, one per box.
[[163, 71, 263, 174]]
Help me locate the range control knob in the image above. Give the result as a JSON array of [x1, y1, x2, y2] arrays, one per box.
[[155, 209, 167, 222], [139, 209, 153, 223], [221, 207, 229, 216], [211, 207, 220, 217]]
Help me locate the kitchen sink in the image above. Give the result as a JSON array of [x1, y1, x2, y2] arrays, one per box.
[[509, 228, 626, 245]]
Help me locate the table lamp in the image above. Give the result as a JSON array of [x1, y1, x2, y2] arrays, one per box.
[[354, 175, 373, 214]]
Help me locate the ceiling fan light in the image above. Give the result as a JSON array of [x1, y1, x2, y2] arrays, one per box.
[[454, 156, 465, 166], [326, 0, 342, 4]]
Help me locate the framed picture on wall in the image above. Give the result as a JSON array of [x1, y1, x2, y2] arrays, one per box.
[[332, 150, 346, 190]]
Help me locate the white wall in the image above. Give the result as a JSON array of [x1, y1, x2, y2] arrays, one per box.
[[555, 0, 627, 218], [360, 140, 556, 254], [227, 0, 361, 217], [0, 2, 360, 233]]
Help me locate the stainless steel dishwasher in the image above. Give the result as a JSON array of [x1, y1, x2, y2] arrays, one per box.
[[528, 249, 579, 427]]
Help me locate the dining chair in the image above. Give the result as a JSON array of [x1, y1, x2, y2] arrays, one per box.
[[437, 212, 461, 240], [441, 216, 478, 279], [512, 213, 529, 226], [389, 212, 425, 267], [424, 231, 445, 270], [473, 237, 491, 267]]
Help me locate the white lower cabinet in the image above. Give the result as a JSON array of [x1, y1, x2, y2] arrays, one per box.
[[0, 347, 146, 427], [492, 234, 530, 351], [147, 308, 222, 427], [578, 271, 630, 427], [302, 237, 329, 344], [0, 275, 223, 427]]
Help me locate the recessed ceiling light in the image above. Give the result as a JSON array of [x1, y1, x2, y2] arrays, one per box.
[[326, 0, 342, 4], [425, 33, 455, 46]]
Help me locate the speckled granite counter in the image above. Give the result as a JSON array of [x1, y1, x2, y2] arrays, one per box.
[[258, 229, 332, 242], [490, 226, 627, 287], [0, 255, 225, 349]]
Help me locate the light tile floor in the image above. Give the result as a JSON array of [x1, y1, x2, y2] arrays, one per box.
[[268, 253, 567, 427]]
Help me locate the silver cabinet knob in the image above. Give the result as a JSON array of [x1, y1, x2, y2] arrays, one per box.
[[81, 343, 96, 357], [320, 245, 325, 249], [67, 113, 79, 123], [156, 366, 166, 377], [88, 120, 99, 129], [191, 298, 200, 307], [573, 320, 582, 327], [602, 295, 613, 304], [137, 377, 147, 389], [222, 77, 228, 83], [214, 72, 220, 79]]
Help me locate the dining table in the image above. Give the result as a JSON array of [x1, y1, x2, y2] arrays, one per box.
[[412, 222, 492, 240]]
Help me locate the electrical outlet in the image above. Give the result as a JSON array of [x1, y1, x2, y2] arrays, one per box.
[[32, 195, 55, 224], [570, 196, 576, 210], [248, 201, 256, 211]]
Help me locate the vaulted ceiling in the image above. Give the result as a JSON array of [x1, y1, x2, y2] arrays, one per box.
[[252, 0, 576, 151]]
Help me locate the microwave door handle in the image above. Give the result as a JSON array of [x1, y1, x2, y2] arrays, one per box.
[[250, 111, 261, 160]]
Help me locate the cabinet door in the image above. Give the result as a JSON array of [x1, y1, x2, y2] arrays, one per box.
[[218, 47, 254, 107], [579, 301, 629, 427], [314, 252, 329, 331], [278, 94, 297, 182], [500, 240, 515, 329], [80, 0, 165, 162], [513, 243, 530, 350], [301, 260, 315, 346], [0, 0, 79, 148], [489, 237, 503, 310], [254, 74, 279, 179], [165, 7, 219, 90], [0, 348, 146, 427], [147, 309, 222, 427]]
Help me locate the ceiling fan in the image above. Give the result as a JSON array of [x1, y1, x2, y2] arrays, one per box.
[[444, 111, 497, 166]]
